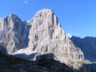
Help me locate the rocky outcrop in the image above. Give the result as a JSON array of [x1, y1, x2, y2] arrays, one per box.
[[0, 52, 73, 72], [28, 9, 84, 67], [0, 14, 28, 54], [13, 9, 84, 69], [1, 9, 96, 71]]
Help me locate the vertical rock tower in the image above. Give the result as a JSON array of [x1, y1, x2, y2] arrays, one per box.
[[28, 9, 84, 67], [0, 14, 26, 54]]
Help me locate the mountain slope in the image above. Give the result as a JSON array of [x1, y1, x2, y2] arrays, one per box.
[[0, 52, 73, 72], [13, 9, 84, 69], [0, 9, 96, 70], [71, 36, 96, 62]]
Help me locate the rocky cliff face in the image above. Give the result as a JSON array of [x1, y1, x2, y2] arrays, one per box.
[[13, 9, 84, 69], [28, 9, 84, 66], [0, 9, 96, 71], [0, 14, 28, 54]]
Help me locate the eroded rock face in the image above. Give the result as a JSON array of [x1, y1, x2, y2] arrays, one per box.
[[0, 14, 28, 54], [0, 9, 84, 69], [15, 9, 84, 68]]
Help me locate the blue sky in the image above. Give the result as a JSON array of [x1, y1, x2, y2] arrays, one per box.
[[0, 0, 96, 37]]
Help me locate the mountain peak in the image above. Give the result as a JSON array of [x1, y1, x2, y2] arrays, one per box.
[[8, 13, 19, 18], [9, 13, 16, 17], [28, 9, 63, 42], [5, 13, 22, 22], [25, 9, 84, 68], [33, 8, 54, 19], [35, 8, 53, 15], [30, 8, 59, 29], [0, 13, 26, 54], [0, 9, 85, 69], [37, 8, 53, 12]]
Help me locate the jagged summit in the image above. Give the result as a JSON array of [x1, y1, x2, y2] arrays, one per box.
[[28, 8, 65, 51], [0, 9, 96, 71], [13, 9, 84, 69], [30, 8, 59, 26], [9, 13, 18, 17], [0, 13, 27, 54], [34, 9, 54, 16], [6, 13, 21, 21], [34, 8, 54, 15]]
